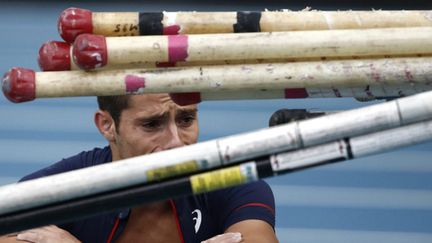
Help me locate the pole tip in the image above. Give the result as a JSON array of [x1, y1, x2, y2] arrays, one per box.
[[2, 67, 36, 103], [72, 34, 107, 70], [38, 41, 71, 71], [170, 92, 202, 106], [58, 7, 92, 43]]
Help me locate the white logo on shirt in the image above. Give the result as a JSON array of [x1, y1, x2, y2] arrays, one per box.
[[192, 209, 202, 233]]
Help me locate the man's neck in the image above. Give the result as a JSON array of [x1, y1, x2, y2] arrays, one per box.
[[116, 200, 182, 243], [132, 201, 171, 214]]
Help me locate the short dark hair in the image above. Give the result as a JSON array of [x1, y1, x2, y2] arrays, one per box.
[[97, 96, 130, 129]]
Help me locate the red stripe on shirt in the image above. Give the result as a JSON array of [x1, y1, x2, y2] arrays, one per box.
[[106, 217, 120, 243], [170, 199, 186, 243], [234, 202, 275, 215]]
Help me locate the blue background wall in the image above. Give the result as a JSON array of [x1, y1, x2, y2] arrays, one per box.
[[1, 1, 432, 242]]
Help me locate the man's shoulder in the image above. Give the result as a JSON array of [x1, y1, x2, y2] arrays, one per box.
[[190, 180, 274, 211], [20, 146, 112, 182], [212, 180, 273, 200], [180, 180, 275, 234]]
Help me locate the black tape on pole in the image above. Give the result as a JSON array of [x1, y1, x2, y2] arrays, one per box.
[[234, 12, 262, 32], [344, 138, 354, 159], [255, 157, 274, 178], [139, 12, 164, 35]]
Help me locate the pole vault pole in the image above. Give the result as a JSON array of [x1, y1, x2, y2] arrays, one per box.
[[0, 90, 431, 218], [37, 40, 327, 71], [183, 85, 424, 104], [57, 8, 432, 43], [38, 40, 427, 71], [3, 57, 432, 103], [70, 27, 432, 70], [0, 118, 431, 234]]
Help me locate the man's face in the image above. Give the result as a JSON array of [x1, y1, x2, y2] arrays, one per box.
[[111, 94, 199, 160]]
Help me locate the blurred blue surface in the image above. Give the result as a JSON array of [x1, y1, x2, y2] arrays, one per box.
[[1, 1, 432, 242]]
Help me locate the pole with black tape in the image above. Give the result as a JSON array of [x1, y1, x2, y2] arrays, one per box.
[[58, 8, 432, 43], [0, 117, 431, 234]]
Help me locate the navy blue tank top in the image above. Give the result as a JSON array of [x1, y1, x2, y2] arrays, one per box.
[[20, 146, 275, 243]]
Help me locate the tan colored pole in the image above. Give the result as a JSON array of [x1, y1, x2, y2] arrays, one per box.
[[40, 57, 432, 96], [259, 10, 432, 31], [3, 57, 432, 103], [72, 27, 432, 70], [37, 41, 280, 71], [39, 40, 426, 71], [39, 40, 311, 71], [199, 85, 427, 101], [58, 8, 432, 43]]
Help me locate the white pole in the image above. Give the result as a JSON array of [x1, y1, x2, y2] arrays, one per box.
[[271, 119, 432, 173], [0, 119, 431, 235], [0, 90, 431, 215]]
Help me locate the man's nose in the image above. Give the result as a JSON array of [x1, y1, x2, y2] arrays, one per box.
[[163, 123, 184, 150]]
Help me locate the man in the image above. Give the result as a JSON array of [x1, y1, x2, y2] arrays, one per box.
[[0, 94, 278, 243]]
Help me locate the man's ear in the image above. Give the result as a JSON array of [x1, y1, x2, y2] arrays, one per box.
[[94, 110, 117, 142]]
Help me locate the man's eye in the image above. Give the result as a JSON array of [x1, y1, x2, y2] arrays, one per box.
[[142, 120, 162, 129], [178, 115, 196, 127]]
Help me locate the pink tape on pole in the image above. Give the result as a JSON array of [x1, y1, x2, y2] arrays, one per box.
[[168, 35, 188, 63], [169, 92, 202, 106], [284, 88, 309, 98], [162, 25, 180, 35], [163, 25, 181, 35], [156, 62, 177, 68], [125, 75, 146, 94]]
